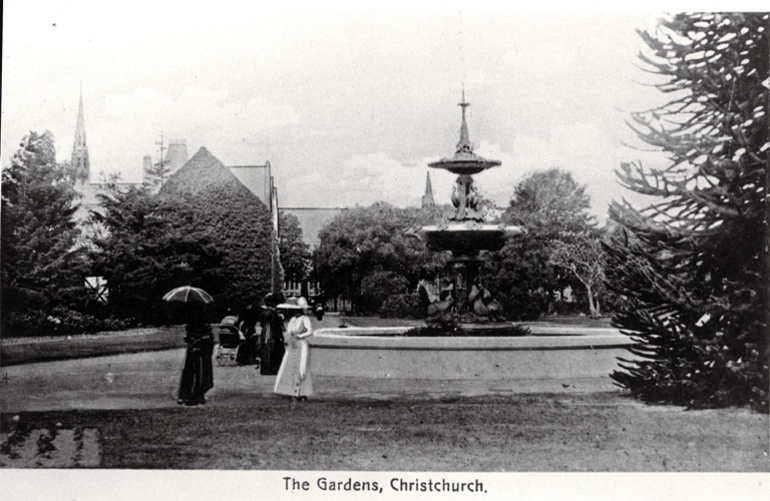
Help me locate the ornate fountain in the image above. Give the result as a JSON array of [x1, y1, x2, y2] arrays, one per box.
[[305, 89, 635, 386], [407, 90, 524, 328]]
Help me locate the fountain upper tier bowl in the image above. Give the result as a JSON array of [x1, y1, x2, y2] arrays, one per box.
[[408, 222, 525, 255], [428, 151, 501, 175]]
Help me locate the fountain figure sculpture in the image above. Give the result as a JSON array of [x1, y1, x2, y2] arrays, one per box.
[[408, 90, 525, 327]]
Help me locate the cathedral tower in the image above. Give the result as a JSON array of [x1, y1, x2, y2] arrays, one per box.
[[70, 86, 90, 184], [421, 172, 435, 208]]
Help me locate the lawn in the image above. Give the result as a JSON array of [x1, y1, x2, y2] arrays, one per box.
[[0, 326, 187, 366], [1, 392, 767, 471], [1, 317, 767, 473]]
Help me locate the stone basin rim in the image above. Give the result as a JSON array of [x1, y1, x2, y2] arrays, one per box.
[[314, 326, 628, 336], [311, 326, 635, 350]]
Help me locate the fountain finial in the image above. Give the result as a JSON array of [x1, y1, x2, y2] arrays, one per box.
[[429, 87, 500, 175], [457, 85, 472, 154]]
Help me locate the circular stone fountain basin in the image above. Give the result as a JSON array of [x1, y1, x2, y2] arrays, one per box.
[[308, 326, 635, 381]]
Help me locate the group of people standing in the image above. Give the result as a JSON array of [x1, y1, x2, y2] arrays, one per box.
[[177, 294, 317, 406]]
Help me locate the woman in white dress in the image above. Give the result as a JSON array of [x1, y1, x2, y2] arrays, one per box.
[[274, 297, 314, 400]]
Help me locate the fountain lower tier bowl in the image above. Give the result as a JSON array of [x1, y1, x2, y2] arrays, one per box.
[[408, 223, 525, 254], [307, 325, 636, 381]]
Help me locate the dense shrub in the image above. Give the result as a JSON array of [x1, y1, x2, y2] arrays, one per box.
[[90, 185, 226, 325], [313, 202, 449, 311], [379, 293, 424, 319]]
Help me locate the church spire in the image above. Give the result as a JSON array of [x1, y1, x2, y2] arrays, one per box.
[[421, 172, 435, 208], [71, 85, 90, 184]]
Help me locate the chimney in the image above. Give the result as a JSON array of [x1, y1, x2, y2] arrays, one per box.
[[142, 155, 153, 183], [165, 139, 189, 176], [143, 155, 153, 171]]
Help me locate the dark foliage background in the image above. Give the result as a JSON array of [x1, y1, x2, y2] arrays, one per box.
[[483, 167, 598, 320], [313, 202, 450, 314], [312, 171, 605, 320], [89, 186, 226, 325], [278, 211, 312, 283]]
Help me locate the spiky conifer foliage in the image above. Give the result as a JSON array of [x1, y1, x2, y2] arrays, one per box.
[[90, 185, 226, 324], [1, 131, 91, 335], [606, 13, 769, 411]]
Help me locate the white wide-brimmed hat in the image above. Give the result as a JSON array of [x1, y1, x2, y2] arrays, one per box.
[[278, 296, 310, 310]]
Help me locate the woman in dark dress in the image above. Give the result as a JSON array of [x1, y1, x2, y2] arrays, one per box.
[[236, 304, 259, 366], [178, 309, 214, 406], [259, 292, 286, 375]]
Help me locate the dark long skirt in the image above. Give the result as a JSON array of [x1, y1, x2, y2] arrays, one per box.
[[178, 343, 214, 404], [236, 335, 258, 366], [260, 341, 286, 375]]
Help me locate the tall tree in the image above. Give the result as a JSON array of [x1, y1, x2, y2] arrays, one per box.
[[144, 159, 173, 189], [483, 167, 596, 319], [549, 231, 607, 319], [90, 185, 225, 324], [504, 167, 594, 234], [313, 202, 448, 313], [1, 131, 89, 335], [278, 212, 312, 283], [144, 133, 173, 189], [605, 13, 768, 411]]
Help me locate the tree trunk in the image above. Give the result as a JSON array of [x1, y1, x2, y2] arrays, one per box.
[[585, 284, 599, 319]]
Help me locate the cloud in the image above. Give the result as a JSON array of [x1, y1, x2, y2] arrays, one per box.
[[467, 121, 665, 221], [86, 86, 300, 181], [281, 128, 660, 223], [0, 9, 669, 223], [338, 153, 427, 208], [280, 152, 456, 209], [461, 68, 500, 90]]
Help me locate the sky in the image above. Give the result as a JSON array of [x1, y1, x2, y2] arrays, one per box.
[[2, 2, 704, 222]]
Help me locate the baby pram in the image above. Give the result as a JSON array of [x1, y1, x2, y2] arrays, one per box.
[[215, 314, 245, 366]]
